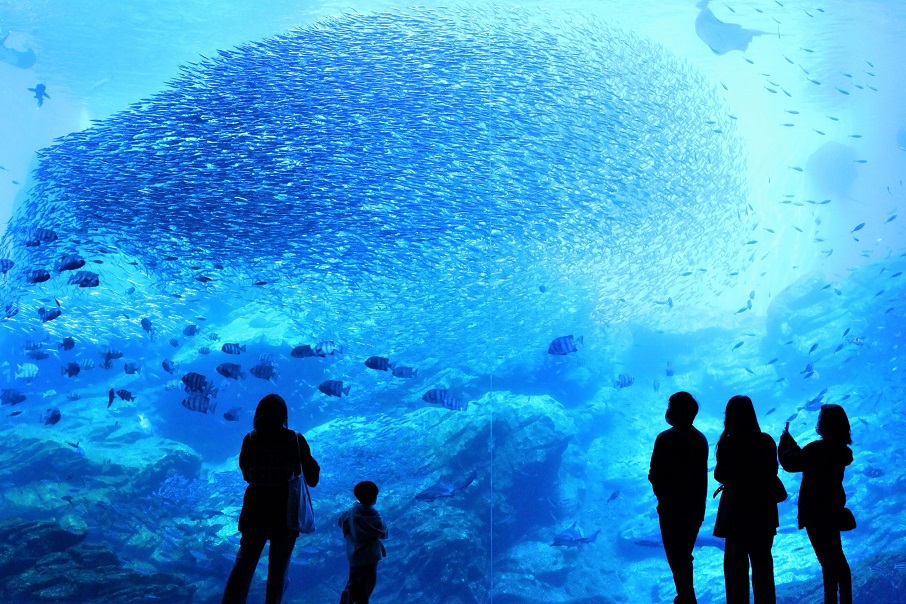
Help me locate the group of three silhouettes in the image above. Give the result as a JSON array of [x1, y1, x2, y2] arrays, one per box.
[[650, 391, 854, 604]]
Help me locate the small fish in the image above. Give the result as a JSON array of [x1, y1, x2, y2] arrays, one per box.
[[415, 471, 477, 502], [182, 393, 217, 414], [198, 347, 211, 355], [665, 363, 674, 377], [548, 335, 583, 356], [216, 363, 244, 380], [141, 318, 153, 333], [182, 372, 214, 393], [221, 343, 246, 355], [391, 365, 418, 378], [223, 407, 242, 422], [732, 341, 744, 350], [250, 363, 277, 381], [60, 337, 76, 351], [162, 360, 176, 374], [364, 356, 391, 371], [0, 259, 13, 274], [67, 271, 99, 288], [422, 388, 465, 411], [290, 344, 315, 358], [7, 411, 22, 417], [28, 83, 50, 107], [116, 389, 136, 402], [808, 343, 818, 354], [61, 362, 80, 378], [1, 389, 26, 405], [38, 307, 62, 322], [607, 490, 620, 503], [169, 338, 180, 347], [183, 324, 199, 336], [314, 340, 342, 357], [744, 367, 755, 375], [55, 254, 85, 272], [551, 522, 600, 547], [765, 408, 776, 416], [41, 408, 61, 425], [852, 223, 865, 233], [318, 380, 350, 397]]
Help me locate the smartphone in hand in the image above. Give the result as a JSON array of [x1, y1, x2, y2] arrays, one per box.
[[784, 421, 790, 433]]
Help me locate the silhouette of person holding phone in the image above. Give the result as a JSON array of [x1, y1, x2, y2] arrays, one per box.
[[713, 395, 779, 603], [779, 404, 854, 604], [649, 391, 709, 603]]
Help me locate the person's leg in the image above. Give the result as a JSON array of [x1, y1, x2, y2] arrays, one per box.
[[222, 533, 267, 604], [750, 534, 776, 604], [807, 525, 845, 604], [659, 514, 699, 603], [264, 531, 298, 604], [723, 535, 750, 604], [348, 566, 368, 604], [360, 563, 377, 603]]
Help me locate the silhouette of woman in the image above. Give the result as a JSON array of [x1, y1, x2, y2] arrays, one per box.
[[779, 404, 853, 604], [222, 394, 320, 604], [713, 395, 779, 603]]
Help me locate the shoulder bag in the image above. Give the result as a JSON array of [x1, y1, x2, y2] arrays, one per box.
[[287, 432, 316, 533]]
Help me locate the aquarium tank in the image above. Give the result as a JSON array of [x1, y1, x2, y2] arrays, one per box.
[[0, 0, 904, 602]]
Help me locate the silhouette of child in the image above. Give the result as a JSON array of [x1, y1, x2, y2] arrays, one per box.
[[338, 481, 388, 604]]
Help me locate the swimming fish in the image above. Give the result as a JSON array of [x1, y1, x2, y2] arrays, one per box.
[[290, 344, 316, 358], [548, 335, 583, 355], [41, 407, 61, 425], [415, 470, 477, 502], [364, 356, 391, 371], [551, 523, 600, 547], [221, 343, 246, 354], [28, 83, 50, 107], [318, 380, 350, 397]]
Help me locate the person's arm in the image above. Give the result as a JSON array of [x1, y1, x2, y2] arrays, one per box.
[[648, 435, 663, 499], [238, 433, 252, 482], [298, 433, 320, 487], [713, 439, 730, 485], [777, 430, 804, 473]]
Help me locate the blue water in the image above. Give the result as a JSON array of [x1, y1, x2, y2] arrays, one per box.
[[1, 1, 905, 602]]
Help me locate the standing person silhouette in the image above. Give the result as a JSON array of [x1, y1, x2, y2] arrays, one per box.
[[713, 395, 779, 603], [222, 394, 320, 604], [649, 391, 709, 604], [779, 404, 853, 604]]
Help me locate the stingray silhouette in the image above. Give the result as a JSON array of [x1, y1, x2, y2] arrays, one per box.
[[0, 31, 36, 69], [695, 0, 765, 55]]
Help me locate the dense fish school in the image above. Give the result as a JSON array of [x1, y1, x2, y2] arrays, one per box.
[[0, 8, 749, 368]]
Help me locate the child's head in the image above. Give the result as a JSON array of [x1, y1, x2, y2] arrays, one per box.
[[354, 481, 379, 506]]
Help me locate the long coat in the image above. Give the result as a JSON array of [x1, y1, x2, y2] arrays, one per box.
[[713, 432, 780, 538]]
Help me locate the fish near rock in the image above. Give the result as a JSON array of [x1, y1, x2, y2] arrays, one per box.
[[548, 335, 583, 355], [551, 523, 600, 547], [415, 471, 477, 502], [318, 380, 350, 397], [41, 408, 61, 425], [1, 389, 26, 405], [422, 388, 466, 411]]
